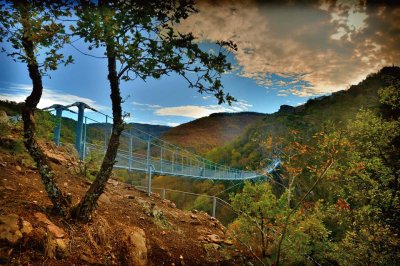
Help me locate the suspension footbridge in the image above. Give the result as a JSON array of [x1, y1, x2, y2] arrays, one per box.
[[44, 102, 280, 188]]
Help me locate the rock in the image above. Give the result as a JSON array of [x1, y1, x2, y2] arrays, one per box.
[[107, 179, 119, 186], [99, 193, 111, 204], [204, 243, 221, 250], [224, 239, 234, 245], [209, 217, 217, 222], [15, 165, 22, 172], [43, 151, 67, 165], [55, 239, 69, 258], [190, 220, 201, 225], [206, 234, 223, 244], [47, 223, 66, 238], [20, 220, 33, 235], [123, 226, 148, 266], [0, 110, 8, 124], [34, 212, 66, 238], [4, 186, 16, 191], [190, 214, 198, 219], [34, 212, 52, 225], [0, 214, 32, 245], [191, 209, 199, 214], [80, 254, 98, 264]]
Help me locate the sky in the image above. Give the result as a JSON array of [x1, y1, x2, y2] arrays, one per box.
[[0, 0, 399, 127]]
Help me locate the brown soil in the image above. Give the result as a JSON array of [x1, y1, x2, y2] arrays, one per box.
[[0, 135, 246, 265]]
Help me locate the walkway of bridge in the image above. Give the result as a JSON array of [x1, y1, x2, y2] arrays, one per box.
[[44, 102, 280, 187]]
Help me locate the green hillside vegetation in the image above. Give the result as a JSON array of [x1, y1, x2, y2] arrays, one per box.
[[163, 112, 266, 154], [219, 66, 400, 264], [208, 66, 400, 170]]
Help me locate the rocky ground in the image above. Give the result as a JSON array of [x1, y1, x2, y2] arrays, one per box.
[[0, 130, 247, 265]]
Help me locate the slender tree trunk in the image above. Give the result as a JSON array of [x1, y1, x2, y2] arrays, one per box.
[[275, 156, 335, 266], [72, 42, 124, 222], [20, 6, 71, 214], [259, 208, 266, 258]]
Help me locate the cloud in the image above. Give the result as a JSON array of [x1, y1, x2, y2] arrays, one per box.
[[178, 0, 400, 96], [155, 99, 253, 118], [166, 122, 180, 127], [0, 82, 107, 112], [132, 101, 161, 109], [155, 105, 227, 118]]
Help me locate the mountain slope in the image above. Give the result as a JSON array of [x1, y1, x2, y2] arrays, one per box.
[[207, 66, 400, 169], [162, 112, 266, 154]]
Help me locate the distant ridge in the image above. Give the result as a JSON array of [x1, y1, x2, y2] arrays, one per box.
[[162, 111, 266, 154]]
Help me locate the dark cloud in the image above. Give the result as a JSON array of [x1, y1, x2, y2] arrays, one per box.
[[179, 0, 400, 96]]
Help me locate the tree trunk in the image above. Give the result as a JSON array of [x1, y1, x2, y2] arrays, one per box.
[[72, 42, 124, 222], [259, 208, 266, 258], [20, 7, 71, 214]]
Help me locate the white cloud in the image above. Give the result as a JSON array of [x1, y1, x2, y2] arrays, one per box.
[[155, 105, 226, 118], [154, 99, 253, 119], [0, 83, 107, 112], [166, 122, 180, 127], [132, 101, 161, 109]]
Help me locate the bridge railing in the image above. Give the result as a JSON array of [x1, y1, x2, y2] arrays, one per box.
[[45, 102, 278, 184]]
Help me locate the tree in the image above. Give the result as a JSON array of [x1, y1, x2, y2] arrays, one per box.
[[70, 0, 236, 221], [0, 0, 73, 214]]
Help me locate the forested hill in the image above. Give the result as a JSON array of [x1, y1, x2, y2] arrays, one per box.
[[162, 112, 266, 154], [89, 122, 171, 138], [208, 66, 400, 169]]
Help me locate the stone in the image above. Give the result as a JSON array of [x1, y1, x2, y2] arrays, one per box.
[[224, 239, 234, 246], [190, 220, 201, 225], [204, 243, 221, 250], [123, 226, 148, 266], [47, 223, 66, 238], [0, 110, 8, 124], [99, 193, 111, 204], [206, 234, 223, 244], [4, 186, 16, 191], [55, 239, 69, 258], [34, 212, 66, 238], [107, 179, 119, 186], [0, 214, 32, 245], [34, 212, 52, 225], [190, 214, 198, 219], [15, 165, 22, 172], [80, 254, 98, 264]]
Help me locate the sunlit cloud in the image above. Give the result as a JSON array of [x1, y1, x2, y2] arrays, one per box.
[[178, 0, 400, 96], [154, 99, 253, 118], [0, 82, 107, 112]]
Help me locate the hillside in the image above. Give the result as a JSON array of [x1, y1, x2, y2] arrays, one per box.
[[0, 134, 244, 265], [208, 66, 400, 169], [162, 112, 266, 154]]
